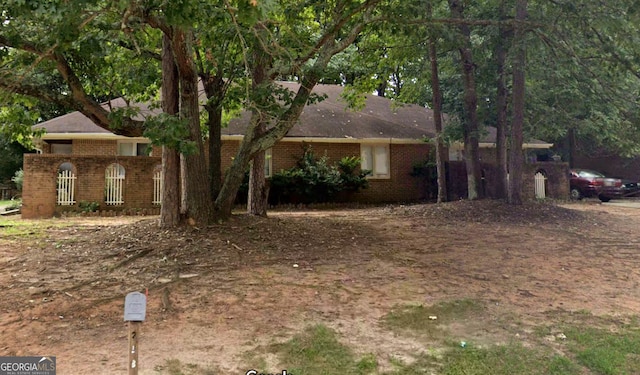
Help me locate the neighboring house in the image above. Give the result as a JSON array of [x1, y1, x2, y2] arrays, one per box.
[[22, 83, 559, 219]]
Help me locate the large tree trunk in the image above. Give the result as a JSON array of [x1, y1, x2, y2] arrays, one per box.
[[427, 14, 448, 203], [159, 34, 181, 227], [172, 29, 214, 223], [450, 0, 483, 200], [247, 147, 268, 216], [508, 0, 527, 205], [495, 0, 509, 199], [216, 74, 322, 218], [216, 114, 262, 218], [247, 29, 272, 216], [201, 75, 225, 200]]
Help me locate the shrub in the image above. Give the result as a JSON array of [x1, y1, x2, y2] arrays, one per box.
[[269, 146, 369, 204], [78, 201, 100, 212], [11, 169, 23, 191]]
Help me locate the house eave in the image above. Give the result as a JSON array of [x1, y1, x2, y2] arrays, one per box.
[[221, 135, 430, 144], [477, 142, 554, 149], [449, 141, 553, 150], [37, 133, 149, 141]]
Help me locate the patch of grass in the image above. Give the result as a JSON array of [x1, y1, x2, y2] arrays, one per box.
[[439, 343, 581, 375], [0, 199, 20, 210], [153, 359, 217, 375], [563, 325, 640, 375], [240, 348, 269, 374], [383, 355, 441, 374], [382, 343, 580, 375], [272, 324, 377, 375], [382, 299, 484, 337], [0, 217, 74, 239]]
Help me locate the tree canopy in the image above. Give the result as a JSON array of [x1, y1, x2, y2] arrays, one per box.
[[2, 0, 640, 221]]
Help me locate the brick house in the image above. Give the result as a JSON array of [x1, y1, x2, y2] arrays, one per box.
[[22, 83, 558, 218]]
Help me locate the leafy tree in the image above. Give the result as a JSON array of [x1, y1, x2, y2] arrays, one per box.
[[11, 169, 23, 191], [0, 135, 27, 184], [1, 0, 384, 225]]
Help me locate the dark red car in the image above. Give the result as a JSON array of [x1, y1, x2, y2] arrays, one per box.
[[570, 169, 623, 202]]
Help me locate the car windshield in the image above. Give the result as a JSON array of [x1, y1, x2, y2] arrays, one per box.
[[577, 170, 605, 178]]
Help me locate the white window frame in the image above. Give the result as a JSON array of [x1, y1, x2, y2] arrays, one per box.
[[117, 141, 151, 156], [265, 148, 273, 178], [361, 144, 390, 179]]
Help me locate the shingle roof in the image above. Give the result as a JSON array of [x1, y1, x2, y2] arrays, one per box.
[[33, 82, 551, 146], [33, 98, 155, 135], [224, 83, 437, 141]]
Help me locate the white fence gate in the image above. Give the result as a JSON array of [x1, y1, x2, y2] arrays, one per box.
[[56, 169, 76, 205], [153, 169, 163, 205], [105, 164, 125, 205], [534, 171, 546, 199]]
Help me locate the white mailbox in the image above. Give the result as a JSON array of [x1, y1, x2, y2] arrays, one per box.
[[124, 292, 147, 322]]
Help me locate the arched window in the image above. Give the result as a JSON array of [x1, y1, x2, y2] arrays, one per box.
[[56, 162, 76, 205], [105, 163, 125, 205]]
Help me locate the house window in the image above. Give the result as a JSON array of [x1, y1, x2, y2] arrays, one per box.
[[361, 144, 390, 178], [265, 148, 273, 178], [118, 141, 151, 156], [50, 142, 72, 154], [105, 163, 125, 205], [449, 148, 463, 161]]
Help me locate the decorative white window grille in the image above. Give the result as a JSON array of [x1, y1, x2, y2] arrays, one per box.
[[56, 163, 76, 206], [534, 171, 547, 199], [153, 168, 163, 205], [105, 163, 125, 205]]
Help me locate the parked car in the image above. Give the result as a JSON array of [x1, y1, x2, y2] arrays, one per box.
[[622, 179, 640, 197], [569, 169, 624, 202]]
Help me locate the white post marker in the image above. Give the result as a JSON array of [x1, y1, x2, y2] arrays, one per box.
[[124, 291, 147, 375]]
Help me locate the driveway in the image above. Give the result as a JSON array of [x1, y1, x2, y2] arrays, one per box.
[[603, 199, 640, 208]]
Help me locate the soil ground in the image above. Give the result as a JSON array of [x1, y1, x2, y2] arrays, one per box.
[[1, 200, 640, 374]]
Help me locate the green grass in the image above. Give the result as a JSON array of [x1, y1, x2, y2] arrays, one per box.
[[0, 216, 73, 238], [437, 343, 581, 375], [385, 345, 580, 375], [0, 199, 20, 211], [563, 325, 640, 375], [382, 299, 484, 338], [263, 305, 640, 375], [267, 323, 582, 375], [271, 324, 377, 375]]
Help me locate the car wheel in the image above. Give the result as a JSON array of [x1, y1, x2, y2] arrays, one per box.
[[570, 188, 582, 200], [599, 194, 611, 203]]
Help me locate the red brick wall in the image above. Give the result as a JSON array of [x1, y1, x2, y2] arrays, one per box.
[[22, 154, 161, 218], [218, 140, 433, 203], [24, 139, 436, 218], [224, 141, 430, 203], [73, 140, 117, 155], [447, 161, 569, 200], [355, 143, 432, 203]]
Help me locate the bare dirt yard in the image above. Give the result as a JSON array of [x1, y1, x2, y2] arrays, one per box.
[[1, 200, 640, 374]]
